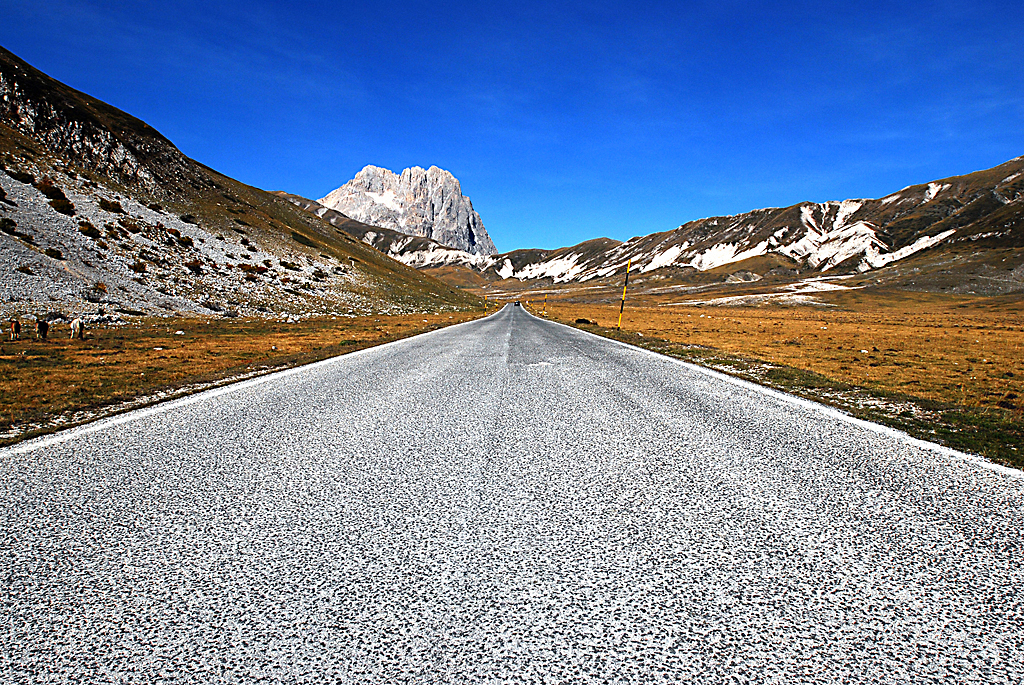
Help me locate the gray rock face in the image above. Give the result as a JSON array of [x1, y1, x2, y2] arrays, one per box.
[[319, 165, 497, 255]]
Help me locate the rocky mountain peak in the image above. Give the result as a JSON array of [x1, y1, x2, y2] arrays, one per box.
[[319, 164, 497, 256]]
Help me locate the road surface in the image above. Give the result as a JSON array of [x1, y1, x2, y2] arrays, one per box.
[[3, 305, 1022, 683]]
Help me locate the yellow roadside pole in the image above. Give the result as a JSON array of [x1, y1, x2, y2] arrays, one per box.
[[617, 259, 632, 329], [543, 294, 547, 316]]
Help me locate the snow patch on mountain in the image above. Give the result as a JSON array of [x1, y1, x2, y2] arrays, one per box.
[[688, 241, 770, 271], [386, 190, 963, 281], [833, 200, 862, 229], [814, 222, 888, 271], [800, 205, 819, 230], [925, 182, 950, 202], [860, 229, 957, 270], [516, 254, 586, 282], [391, 243, 493, 270], [641, 244, 684, 272]]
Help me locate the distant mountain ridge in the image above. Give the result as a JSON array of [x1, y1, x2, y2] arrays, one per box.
[[294, 156, 1024, 288], [319, 165, 497, 256]]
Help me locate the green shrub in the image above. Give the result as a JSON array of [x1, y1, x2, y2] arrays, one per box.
[[16, 265, 33, 275], [129, 261, 147, 273], [44, 247, 64, 260], [179, 214, 198, 224]]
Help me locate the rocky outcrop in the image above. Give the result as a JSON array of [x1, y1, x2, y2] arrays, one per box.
[[319, 165, 497, 255]]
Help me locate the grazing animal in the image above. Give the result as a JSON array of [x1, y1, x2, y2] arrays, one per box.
[[70, 318, 84, 340], [9, 319, 21, 341], [36, 319, 49, 340]]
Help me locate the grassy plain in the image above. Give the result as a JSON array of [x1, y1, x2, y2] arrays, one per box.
[[523, 289, 1023, 468], [0, 311, 483, 445]]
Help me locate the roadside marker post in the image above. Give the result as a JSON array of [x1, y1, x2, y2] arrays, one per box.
[[617, 259, 632, 329]]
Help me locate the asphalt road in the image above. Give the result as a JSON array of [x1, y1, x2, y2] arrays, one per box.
[[3, 305, 1023, 683]]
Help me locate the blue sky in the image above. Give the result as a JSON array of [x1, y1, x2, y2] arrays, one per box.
[[3, 1, 1023, 252]]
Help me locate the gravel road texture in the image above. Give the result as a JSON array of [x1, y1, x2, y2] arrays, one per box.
[[3, 305, 1023, 683]]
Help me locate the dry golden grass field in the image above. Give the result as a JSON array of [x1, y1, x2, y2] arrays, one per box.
[[0, 311, 483, 445], [531, 292, 1023, 413]]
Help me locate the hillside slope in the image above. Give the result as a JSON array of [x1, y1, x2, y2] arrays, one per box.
[[0, 45, 479, 320]]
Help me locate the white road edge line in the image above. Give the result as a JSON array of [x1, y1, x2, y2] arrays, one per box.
[[0, 311, 501, 457], [526, 309, 1024, 480]]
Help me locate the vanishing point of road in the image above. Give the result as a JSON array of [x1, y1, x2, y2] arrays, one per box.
[[3, 305, 1022, 683]]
